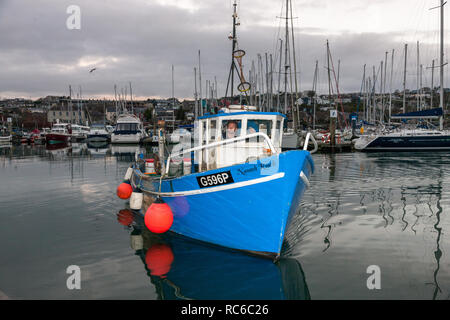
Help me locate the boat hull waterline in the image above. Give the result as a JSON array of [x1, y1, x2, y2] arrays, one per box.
[[132, 150, 314, 258], [355, 134, 450, 151]]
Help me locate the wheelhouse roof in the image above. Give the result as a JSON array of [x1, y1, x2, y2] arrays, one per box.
[[198, 111, 286, 120]]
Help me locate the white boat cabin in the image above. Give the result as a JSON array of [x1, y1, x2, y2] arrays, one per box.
[[194, 105, 285, 171], [51, 123, 70, 134]]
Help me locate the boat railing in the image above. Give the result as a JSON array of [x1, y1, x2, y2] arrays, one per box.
[[164, 132, 276, 175], [303, 132, 318, 154]]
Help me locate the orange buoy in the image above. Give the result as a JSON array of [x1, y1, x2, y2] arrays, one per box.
[[117, 209, 134, 226], [117, 181, 133, 199], [144, 198, 173, 233], [145, 244, 174, 277]]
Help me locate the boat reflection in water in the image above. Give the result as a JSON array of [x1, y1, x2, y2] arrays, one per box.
[[45, 142, 72, 160], [117, 209, 311, 300], [86, 141, 110, 157], [111, 144, 145, 162]]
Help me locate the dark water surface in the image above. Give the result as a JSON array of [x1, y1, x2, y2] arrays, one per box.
[[0, 143, 449, 299]]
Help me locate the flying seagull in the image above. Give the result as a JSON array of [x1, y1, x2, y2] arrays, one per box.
[[89, 68, 97, 73]]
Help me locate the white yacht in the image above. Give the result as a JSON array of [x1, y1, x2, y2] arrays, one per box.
[[87, 123, 110, 143], [111, 114, 146, 144], [71, 124, 87, 141]]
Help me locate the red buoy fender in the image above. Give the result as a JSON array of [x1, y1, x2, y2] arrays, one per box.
[[144, 198, 174, 233], [145, 244, 174, 277], [117, 181, 133, 199]]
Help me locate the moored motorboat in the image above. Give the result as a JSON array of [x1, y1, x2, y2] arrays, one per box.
[[87, 123, 110, 143], [111, 114, 146, 144], [46, 123, 71, 144]]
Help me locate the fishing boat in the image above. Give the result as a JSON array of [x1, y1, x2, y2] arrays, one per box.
[[116, 0, 317, 259], [46, 123, 71, 144], [125, 105, 317, 259], [86, 123, 110, 143], [111, 114, 146, 144]]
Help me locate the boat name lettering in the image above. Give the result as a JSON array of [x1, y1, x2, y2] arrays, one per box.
[[197, 171, 234, 188], [238, 165, 257, 175]]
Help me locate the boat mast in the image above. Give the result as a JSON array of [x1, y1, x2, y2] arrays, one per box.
[[383, 51, 388, 123], [389, 49, 394, 125], [129, 82, 133, 115], [69, 85, 72, 124], [290, 0, 299, 131], [417, 41, 420, 111], [198, 50, 203, 116], [172, 65, 175, 131], [431, 59, 435, 109], [277, 39, 283, 112], [79, 86, 83, 125], [439, 0, 445, 130], [362, 64, 366, 122], [114, 84, 118, 119], [403, 43, 408, 114], [326, 40, 332, 112], [313, 60, 318, 130], [284, 0, 289, 115], [380, 60, 383, 123], [224, 0, 238, 102], [194, 67, 198, 120]]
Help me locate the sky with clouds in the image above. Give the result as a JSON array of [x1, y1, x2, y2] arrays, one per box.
[[0, 0, 448, 100]]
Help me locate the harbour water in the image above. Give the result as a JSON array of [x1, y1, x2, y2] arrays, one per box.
[[0, 143, 449, 299]]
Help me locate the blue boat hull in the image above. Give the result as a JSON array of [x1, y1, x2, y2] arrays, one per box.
[[364, 134, 450, 151], [134, 150, 314, 257]]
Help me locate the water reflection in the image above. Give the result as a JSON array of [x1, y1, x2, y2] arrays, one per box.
[[1, 143, 450, 299], [116, 210, 311, 300], [291, 152, 450, 299]]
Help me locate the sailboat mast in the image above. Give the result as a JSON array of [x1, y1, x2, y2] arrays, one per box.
[[326, 40, 332, 110], [431, 59, 435, 109], [389, 49, 394, 125], [69, 85, 72, 124], [129, 82, 133, 114], [198, 50, 203, 116], [313, 60, 318, 130], [439, 0, 445, 130], [362, 64, 366, 122], [417, 41, 420, 111], [403, 43, 408, 114]]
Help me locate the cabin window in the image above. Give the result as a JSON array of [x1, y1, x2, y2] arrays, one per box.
[[222, 120, 242, 139], [247, 120, 273, 138], [202, 120, 207, 143], [209, 120, 217, 141], [116, 123, 138, 131], [274, 120, 281, 142]]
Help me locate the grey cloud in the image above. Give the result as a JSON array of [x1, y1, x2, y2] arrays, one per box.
[[0, 0, 445, 100]]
